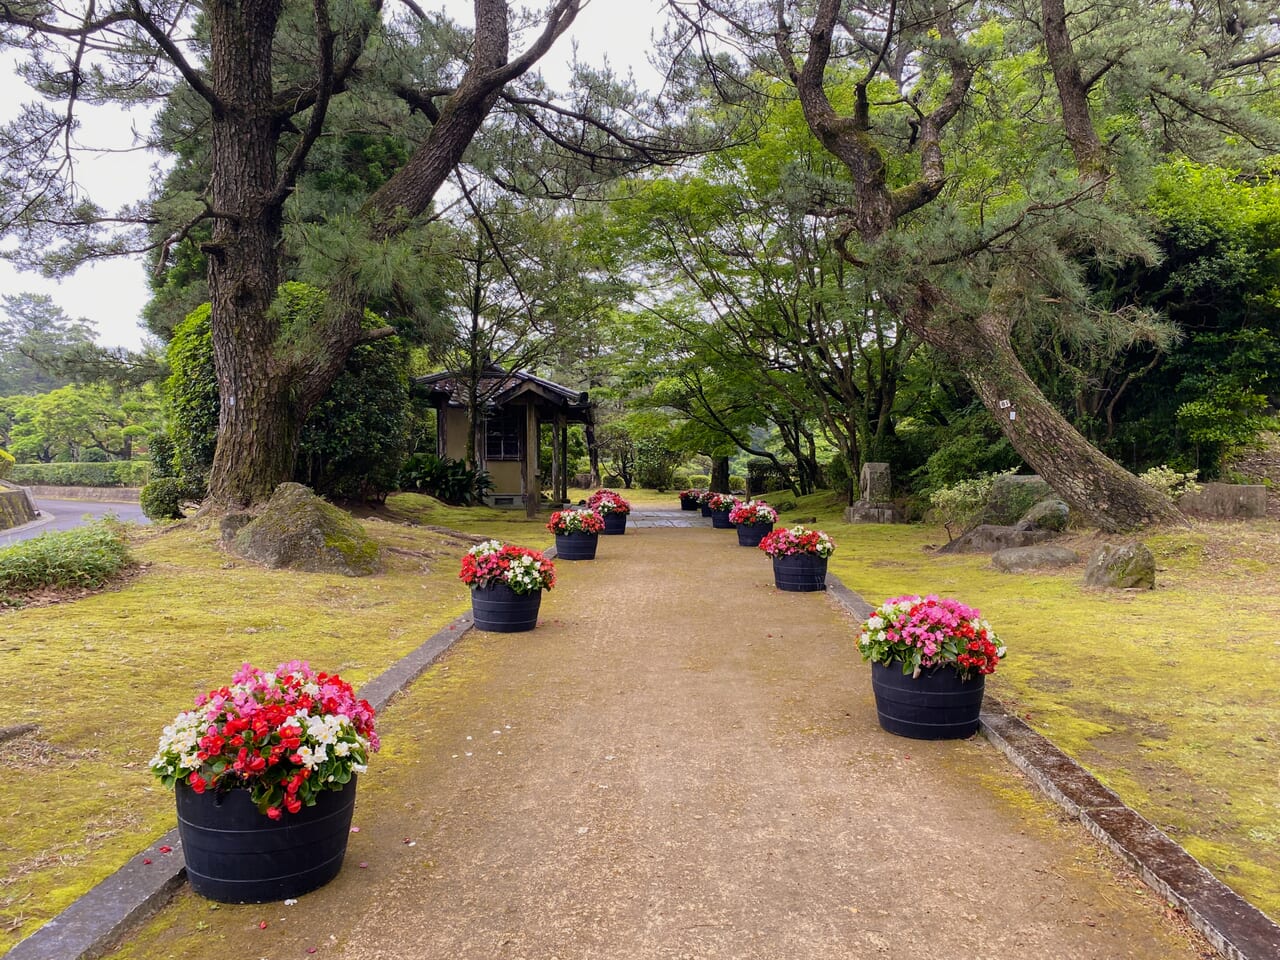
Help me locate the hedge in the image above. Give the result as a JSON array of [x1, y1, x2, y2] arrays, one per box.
[[8, 461, 152, 488]]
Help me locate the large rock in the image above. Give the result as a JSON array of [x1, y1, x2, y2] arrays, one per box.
[[1178, 482, 1267, 520], [992, 545, 1080, 573], [1015, 497, 1070, 532], [982, 474, 1053, 526], [937, 524, 1053, 554], [231, 483, 381, 576], [1084, 541, 1155, 590], [0, 482, 38, 531]]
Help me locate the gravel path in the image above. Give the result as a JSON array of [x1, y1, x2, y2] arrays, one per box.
[[113, 520, 1205, 959]]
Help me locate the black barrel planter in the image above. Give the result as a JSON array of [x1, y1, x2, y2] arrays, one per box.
[[699, 502, 713, 518], [870, 662, 985, 740], [710, 508, 734, 529], [471, 583, 542, 632], [771, 553, 827, 592], [601, 512, 628, 535], [554, 531, 599, 560], [679, 495, 699, 511], [736, 522, 773, 547], [176, 778, 357, 903]]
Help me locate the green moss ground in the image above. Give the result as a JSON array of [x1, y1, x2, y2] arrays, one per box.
[[0, 497, 553, 954], [785, 492, 1280, 920]]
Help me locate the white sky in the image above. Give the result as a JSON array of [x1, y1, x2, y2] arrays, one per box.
[[0, 0, 666, 351]]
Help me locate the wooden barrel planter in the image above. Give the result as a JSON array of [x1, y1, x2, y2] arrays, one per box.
[[771, 553, 827, 592], [601, 512, 628, 535], [176, 778, 357, 903], [679, 495, 699, 511], [710, 508, 734, 529], [870, 663, 985, 740], [736, 523, 773, 547], [471, 583, 543, 632], [554, 531, 599, 560]]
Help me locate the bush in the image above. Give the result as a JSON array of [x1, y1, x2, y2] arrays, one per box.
[[0, 448, 14, 480], [1139, 465, 1202, 500], [929, 472, 1007, 541], [688, 474, 710, 488], [140, 478, 186, 520], [671, 473, 690, 490], [603, 474, 623, 487], [0, 521, 132, 600], [399, 453, 491, 505], [8, 461, 151, 487], [147, 433, 178, 480], [729, 474, 746, 493], [80, 447, 111, 463]]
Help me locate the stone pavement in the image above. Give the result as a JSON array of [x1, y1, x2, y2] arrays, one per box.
[[99, 520, 1209, 960]]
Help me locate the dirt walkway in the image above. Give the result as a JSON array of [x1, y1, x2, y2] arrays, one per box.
[[110, 521, 1206, 959]]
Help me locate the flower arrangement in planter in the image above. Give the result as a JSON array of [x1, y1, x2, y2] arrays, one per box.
[[678, 488, 703, 511], [758, 525, 835, 591], [728, 500, 776, 526], [547, 508, 605, 536], [459, 540, 555, 631], [703, 491, 736, 511], [697, 490, 716, 517], [729, 499, 777, 546], [705, 491, 739, 528], [588, 488, 631, 514], [460, 540, 556, 594], [758, 525, 836, 559], [149, 661, 378, 901], [857, 595, 1006, 740], [547, 508, 605, 560], [588, 489, 631, 534]]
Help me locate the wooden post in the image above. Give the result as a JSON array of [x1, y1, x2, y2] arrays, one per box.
[[558, 414, 569, 503], [550, 415, 562, 509], [525, 403, 539, 518]]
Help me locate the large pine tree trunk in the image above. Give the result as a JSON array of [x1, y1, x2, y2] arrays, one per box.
[[203, 0, 293, 508], [710, 455, 730, 493], [931, 313, 1180, 531]]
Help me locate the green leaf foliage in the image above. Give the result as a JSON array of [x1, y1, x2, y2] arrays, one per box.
[[165, 283, 412, 502]]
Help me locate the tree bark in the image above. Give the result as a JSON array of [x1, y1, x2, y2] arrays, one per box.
[[925, 311, 1180, 531], [204, 0, 292, 508], [709, 455, 730, 494]]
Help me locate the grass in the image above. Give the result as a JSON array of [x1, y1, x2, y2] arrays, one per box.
[[778, 490, 1280, 920], [0, 521, 133, 602], [0, 495, 552, 954]]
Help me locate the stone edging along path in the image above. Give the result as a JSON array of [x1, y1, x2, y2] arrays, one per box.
[[9, 535, 1280, 960]]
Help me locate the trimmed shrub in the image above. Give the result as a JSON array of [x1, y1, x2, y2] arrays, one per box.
[[671, 473, 691, 490], [0, 448, 14, 480], [0, 521, 132, 601], [8, 461, 151, 487], [729, 474, 746, 493], [399, 453, 492, 505], [688, 474, 710, 488], [140, 478, 186, 520]]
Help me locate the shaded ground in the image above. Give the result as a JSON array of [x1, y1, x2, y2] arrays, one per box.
[[110, 522, 1207, 959]]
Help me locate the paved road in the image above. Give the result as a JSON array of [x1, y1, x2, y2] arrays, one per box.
[[0, 496, 149, 547]]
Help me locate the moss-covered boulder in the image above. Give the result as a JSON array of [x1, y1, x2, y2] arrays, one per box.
[[1015, 497, 1070, 532], [231, 483, 381, 576], [1084, 541, 1155, 590], [981, 474, 1053, 526]]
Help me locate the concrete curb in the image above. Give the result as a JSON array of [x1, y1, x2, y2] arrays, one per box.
[[4, 611, 479, 960], [823, 570, 1280, 960]]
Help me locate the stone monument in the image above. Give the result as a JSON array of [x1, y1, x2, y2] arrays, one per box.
[[843, 462, 901, 524]]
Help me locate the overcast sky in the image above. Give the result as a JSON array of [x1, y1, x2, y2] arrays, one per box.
[[0, 0, 666, 351]]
